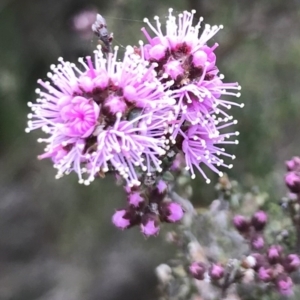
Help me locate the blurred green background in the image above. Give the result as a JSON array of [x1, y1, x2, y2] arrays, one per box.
[[0, 0, 300, 299]]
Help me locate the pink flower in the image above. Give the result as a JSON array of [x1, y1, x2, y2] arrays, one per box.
[[59, 96, 99, 138], [180, 122, 238, 182], [141, 9, 242, 136], [27, 46, 175, 185]]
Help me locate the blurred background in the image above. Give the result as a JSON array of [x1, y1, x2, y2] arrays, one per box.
[[0, 0, 300, 299]]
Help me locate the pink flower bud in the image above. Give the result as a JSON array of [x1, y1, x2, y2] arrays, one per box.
[[233, 215, 250, 233], [276, 275, 293, 296], [189, 262, 206, 280], [163, 60, 184, 80], [286, 157, 300, 172], [192, 50, 207, 67], [251, 210, 268, 231], [284, 254, 300, 273], [285, 172, 300, 193], [128, 192, 144, 208], [209, 264, 224, 280], [159, 202, 184, 223], [251, 235, 265, 250], [149, 44, 166, 61], [156, 180, 168, 194], [112, 210, 131, 229], [103, 96, 127, 115], [267, 245, 282, 264], [258, 266, 273, 282], [141, 214, 160, 237]]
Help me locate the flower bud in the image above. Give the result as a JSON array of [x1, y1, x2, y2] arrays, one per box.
[[267, 245, 282, 264], [140, 213, 160, 237], [128, 192, 144, 208], [284, 254, 300, 273], [159, 202, 184, 223], [156, 180, 168, 194], [275, 275, 293, 296], [149, 44, 166, 61], [286, 157, 300, 172], [251, 235, 265, 250], [258, 266, 273, 282], [251, 210, 268, 231], [112, 209, 135, 230], [285, 172, 300, 193], [209, 264, 224, 280], [251, 253, 266, 271], [189, 262, 206, 280], [233, 215, 250, 233]]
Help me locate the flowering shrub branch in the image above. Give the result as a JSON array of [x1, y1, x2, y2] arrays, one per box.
[[24, 7, 300, 299]]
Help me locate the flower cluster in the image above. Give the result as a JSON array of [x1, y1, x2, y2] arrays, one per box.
[[189, 261, 225, 282], [26, 9, 242, 235], [112, 180, 184, 236], [285, 156, 300, 194], [233, 211, 300, 296], [140, 9, 242, 182], [233, 210, 268, 250], [26, 46, 175, 187]]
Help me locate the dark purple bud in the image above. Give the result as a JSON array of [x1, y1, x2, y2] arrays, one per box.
[[251, 235, 265, 250], [189, 262, 206, 280], [275, 275, 293, 296], [286, 157, 300, 172], [209, 264, 224, 280], [233, 215, 250, 233], [251, 210, 268, 231], [267, 245, 283, 264], [257, 266, 273, 282], [159, 202, 184, 223], [149, 182, 167, 203], [284, 254, 300, 273], [285, 172, 300, 193], [140, 213, 160, 237]]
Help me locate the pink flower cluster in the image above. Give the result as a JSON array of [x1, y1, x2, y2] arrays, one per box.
[[112, 180, 184, 237], [140, 9, 242, 183], [26, 9, 242, 235], [234, 211, 300, 296]]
